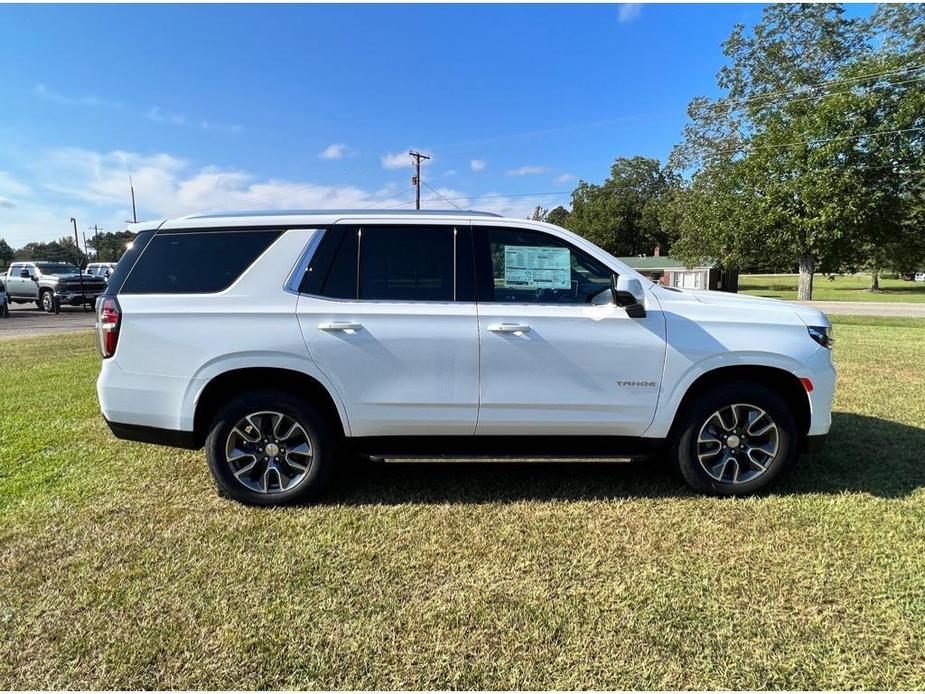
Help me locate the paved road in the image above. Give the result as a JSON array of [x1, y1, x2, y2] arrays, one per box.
[[794, 300, 925, 318], [0, 303, 96, 340]]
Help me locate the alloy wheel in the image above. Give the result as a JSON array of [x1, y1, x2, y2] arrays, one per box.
[[696, 403, 780, 485], [224, 410, 315, 494]]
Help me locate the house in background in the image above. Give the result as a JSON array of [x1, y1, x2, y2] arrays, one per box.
[[619, 247, 739, 292]]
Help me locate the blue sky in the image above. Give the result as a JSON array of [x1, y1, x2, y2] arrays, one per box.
[[0, 3, 875, 246]]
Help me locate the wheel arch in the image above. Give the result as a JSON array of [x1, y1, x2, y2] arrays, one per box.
[[667, 365, 811, 443], [193, 367, 347, 448]]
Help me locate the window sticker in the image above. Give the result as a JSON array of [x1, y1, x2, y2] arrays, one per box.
[[503, 245, 571, 289]]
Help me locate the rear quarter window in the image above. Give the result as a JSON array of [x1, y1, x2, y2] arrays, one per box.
[[121, 229, 282, 294]]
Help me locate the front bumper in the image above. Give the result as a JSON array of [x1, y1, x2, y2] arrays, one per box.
[[56, 289, 103, 305]]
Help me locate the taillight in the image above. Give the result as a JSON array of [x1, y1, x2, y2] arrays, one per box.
[[97, 297, 121, 358]]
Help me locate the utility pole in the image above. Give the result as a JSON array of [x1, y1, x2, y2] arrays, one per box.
[[70, 217, 87, 312], [91, 224, 101, 261], [409, 150, 430, 210], [130, 175, 137, 223]]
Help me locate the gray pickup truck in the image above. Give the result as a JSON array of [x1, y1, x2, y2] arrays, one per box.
[[4, 261, 107, 312]]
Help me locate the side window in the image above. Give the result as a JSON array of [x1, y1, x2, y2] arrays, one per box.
[[476, 227, 613, 304], [121, 229, 281, 294], [359, 226, 455, 302]]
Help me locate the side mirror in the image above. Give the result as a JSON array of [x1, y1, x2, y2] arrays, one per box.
[[19, 269, 30, 278], [611, 274, 647, 318]]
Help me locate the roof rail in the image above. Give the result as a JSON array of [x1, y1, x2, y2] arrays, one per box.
[[183, 209, 503, 220]]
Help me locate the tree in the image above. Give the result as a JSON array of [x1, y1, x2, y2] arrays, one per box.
[[529, 206, 548, 221], [671, 4, 901, 300], [545, 206, 570, 227], [564, 157, 678, 257], [0, 238, 13, 269], [14, 237, 87, 267], [87, 231, 136, 262]]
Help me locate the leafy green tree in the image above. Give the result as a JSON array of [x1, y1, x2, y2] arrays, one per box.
[[0, 238, 13, 269], [671, 4, 897, 299], [545, 206, 570, 228], [565, 156, 677, 257], [14, 237, 87, 267], [87, 231, 136, 262]]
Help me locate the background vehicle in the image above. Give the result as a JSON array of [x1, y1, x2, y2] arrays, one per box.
[[86, 262, 118, 283], [96, 210, 835, 504], [0, 278, 8, 318], [5, 261, 107, 312]]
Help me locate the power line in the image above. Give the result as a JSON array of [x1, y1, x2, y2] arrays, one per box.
[[422, 181, 463, 210], [721, 62, 925, 109], [364, 187, 417, 209], [715, 125, 925, 156]]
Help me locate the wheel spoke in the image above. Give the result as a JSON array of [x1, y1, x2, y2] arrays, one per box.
[[224, 410, 314, 495], [697, 402, 779, 486]]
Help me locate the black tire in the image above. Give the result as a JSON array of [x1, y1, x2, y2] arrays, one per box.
[[671, 382, 797, 496], [40, 289, 54, 313], [205, 390, 335, 506], [1, 300, 8, 318], [35, 299, 43, 310]]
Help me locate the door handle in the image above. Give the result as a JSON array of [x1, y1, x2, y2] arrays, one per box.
[[318, 321, 363, 332], [487, 323, 531, 333]]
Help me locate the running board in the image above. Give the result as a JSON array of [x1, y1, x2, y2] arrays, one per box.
[[369, 454, 639, 464]]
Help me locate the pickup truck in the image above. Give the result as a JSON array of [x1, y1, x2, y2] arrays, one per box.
[[5, 261, 107, 312]]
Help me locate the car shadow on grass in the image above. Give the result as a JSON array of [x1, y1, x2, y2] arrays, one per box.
[[324, 413, 925, 505]]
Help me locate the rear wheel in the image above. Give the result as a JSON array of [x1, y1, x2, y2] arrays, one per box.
[[672, 382, 797, 496], [205, 390, 334, 505]]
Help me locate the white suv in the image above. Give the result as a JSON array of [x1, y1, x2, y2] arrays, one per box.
[[96, 210, 835, 504]]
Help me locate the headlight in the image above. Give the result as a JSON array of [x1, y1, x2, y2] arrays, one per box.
[[807, 325, 833, 349]]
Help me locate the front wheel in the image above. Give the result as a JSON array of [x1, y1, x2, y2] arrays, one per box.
[[40, 289, 55, 313], [672, 382, 797, 496], [205, 390, 335, 505]]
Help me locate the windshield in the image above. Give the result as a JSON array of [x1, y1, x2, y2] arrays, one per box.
[[35, 263, 80, 275]]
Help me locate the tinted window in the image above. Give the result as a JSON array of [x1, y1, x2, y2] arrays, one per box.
[[360, 226, 454, 301], [121, 230, 281, 294], [477, 227, 613, 304], [321, 229, 359, 299]]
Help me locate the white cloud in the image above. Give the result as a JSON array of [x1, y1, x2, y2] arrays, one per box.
[[444, 170, 458, 177], [618, 3, 642, 23], [470, 159, 486, 172], [319, 143, 350, 160], [34, 84, 123, 109], [506, 165, 548, 177], [0, 197, 14, 209], [0, 146, 572, 247], [556, 173, 575, 184], [146, 106, 187, 126], [381, 151, 410, 169]]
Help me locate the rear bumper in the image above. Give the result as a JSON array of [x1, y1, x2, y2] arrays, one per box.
[[105, 418, 199, 450]]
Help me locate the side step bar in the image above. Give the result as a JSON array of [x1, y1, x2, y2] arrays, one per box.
[[369, 455, 639, 464]]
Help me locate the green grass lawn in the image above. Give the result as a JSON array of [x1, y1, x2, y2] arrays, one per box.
[[2, 321, 924, 689], [740, 273, 925, 302]]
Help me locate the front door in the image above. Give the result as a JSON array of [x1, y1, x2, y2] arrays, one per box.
[[297, 224, 479, 437], [473, 226, 667, 436]]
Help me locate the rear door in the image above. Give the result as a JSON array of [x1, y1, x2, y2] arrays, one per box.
[[297, 224, 479, 437], [473, 225, 667, 436]]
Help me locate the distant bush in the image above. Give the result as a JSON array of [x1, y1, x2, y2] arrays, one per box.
[[881, 272, 899, 280]]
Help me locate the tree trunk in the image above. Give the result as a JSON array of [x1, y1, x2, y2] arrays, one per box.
[[869, 268, 880, 291], [797, 256, 815, 301]]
